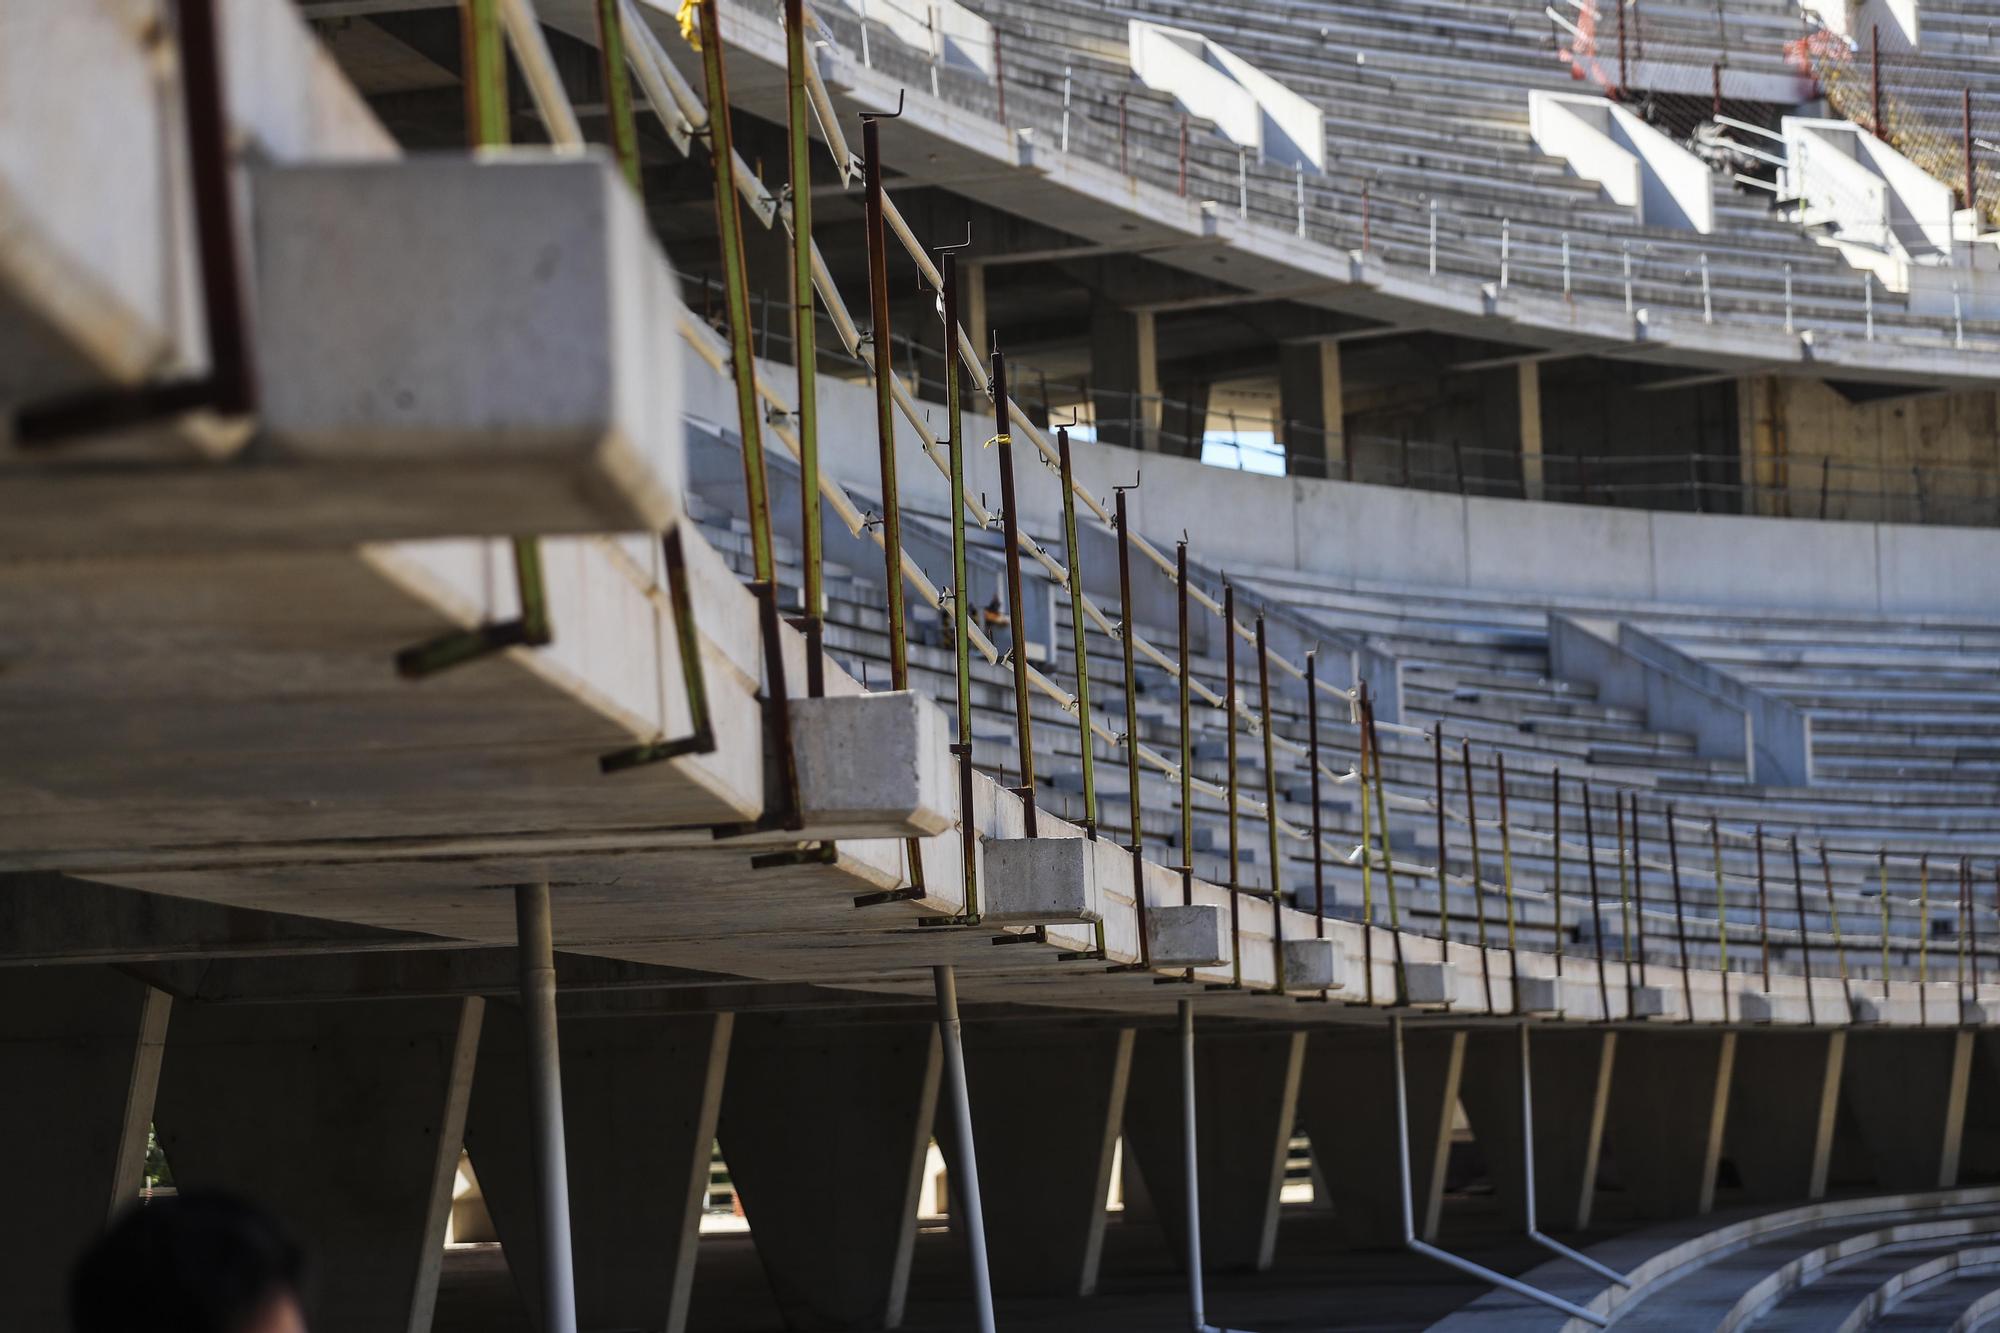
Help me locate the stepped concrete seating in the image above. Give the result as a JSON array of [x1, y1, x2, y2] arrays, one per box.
[[950, 0, 1999, 347], [1428, 1187, 2000, 1331], [686, 417, 1999, 994]]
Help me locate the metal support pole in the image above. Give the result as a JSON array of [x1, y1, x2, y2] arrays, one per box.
[[1363, 695, 1406, 1003], [1460, 741, 1494, 1012], [1178, 1001, 1257, 1333], [516, 882, 578, 1333], [1177, 542, 1196, 970], [1306, 655, 1328, 937], [1818, 843, 1854, 1017], [1116, 485, 1150, 964], [1433, 724, 1452, 953], [991, 349, 1036, 834], [1520, 1024, 1630, 1287], [1055, 423, 1104, 953], [1551, 767, 1564, 981], [596, 0, 641, 190], [1872, 24, 1883, 138], [1393, 1017, 1607, 1326], [933, 965, 996, 1333], [943, 248, 978, 920], [1582, 784, 1611, 1021], [698, 0, 775, 589], [1666, 805, 1694, 1021], [1256, 616, 1286, 993], [1790, 836, 1817, 1024], [1967, 88, 1978, 216], [1614, 794, 1635, 1010], [784, 0, 824, 694], [1712, 820, 1732, 1021], [1755, 825, 1772, 992], [1223, 581, 1242, 986]]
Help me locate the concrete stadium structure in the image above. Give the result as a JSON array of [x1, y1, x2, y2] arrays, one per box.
[[6, 1, 2000, 1330]]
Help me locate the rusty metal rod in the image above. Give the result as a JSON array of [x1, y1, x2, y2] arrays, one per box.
[[991, 348, 1036, 836]]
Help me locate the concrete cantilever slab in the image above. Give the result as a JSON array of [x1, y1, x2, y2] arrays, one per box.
[[4, 155, 690, 558]]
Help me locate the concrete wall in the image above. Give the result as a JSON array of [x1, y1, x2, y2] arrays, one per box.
[[721, 355, 1998, 618], [1740, 376, 2000, 525]]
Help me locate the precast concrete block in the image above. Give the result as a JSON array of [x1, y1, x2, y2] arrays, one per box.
[[1403, 960, 1457, 1007], [250, 153, 686, 541], [1281, 937, 1346, 991], [791, 690, 955, 838], [1629, 984, 1669, 1019], [980, 835, 1120, 924], [1515, 973, 1563, 1015], [1146, 903, 1228, 967]]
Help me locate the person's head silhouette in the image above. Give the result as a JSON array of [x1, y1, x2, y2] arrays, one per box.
[[71, 1191, 308, 1333]]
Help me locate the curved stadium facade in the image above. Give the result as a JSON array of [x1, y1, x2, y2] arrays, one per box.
[[5, 0, 2000, 1329]]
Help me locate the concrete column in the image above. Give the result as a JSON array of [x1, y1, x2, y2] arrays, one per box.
[[1457, 1029, 1615, 1232], [1601, 1030, 1735, 1220], [153, 996, 483, 1333], [465, 1009, 733, 1333], [1089, 304, 1158, 451], [1279, 340, 1345, 479], [1725, 1030, 1846, 1203], [1518, 360, 1545, 500], [936, 1025, 1132, 1298], [1840, 1029, 1974, 1191], [718, 1016, 941, 1332], [0, 968, 170, 1328], [1303, 1026, 1467, 1247], [962, 261, 988, 367], [1122, 1027, 1305, 1272]]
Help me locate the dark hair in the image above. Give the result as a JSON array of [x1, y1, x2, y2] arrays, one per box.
[[70, 1191, 306, 1333]]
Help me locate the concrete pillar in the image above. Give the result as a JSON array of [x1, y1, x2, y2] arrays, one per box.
[[1122, 1027, 1305, 1272], [1090, 304, 1158, 451], [1303, 1026, 1467, 1247], [465, 1009, 733, 1333], [153, 996, 483, 1333], [718, 1016, 941, 1331], [1518, 361, 1545, 500], [1839, 1029, 1974, 1191], [1457, 1029, 1614, 1233], [962, 260, 988, 369], [1601, 1030, 1735, 1220], [1279, 340, 1345, 479], [938, 1025, 1132, 1298], [0, 968, 170, 1328], [1725, 1030, 1846, 1203]]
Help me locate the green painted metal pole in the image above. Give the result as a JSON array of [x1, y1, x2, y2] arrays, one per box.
[[1256, 615, 1286, 995], [696, 0, 775, 589], [1061, 427, 1102, 956], [942, 248, 977, 918], [594, 0, 641, 190], [783, 0, 823, 690]]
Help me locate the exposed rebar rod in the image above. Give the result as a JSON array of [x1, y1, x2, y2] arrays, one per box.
[[1357, 684, 1378, 1006], [1713, 821, 1732, 1020], [595, 0, 641, 189], [1614, 793, 1634, 1011], [1307, 654, 1328, 942], [933, 965, 996, 1333], [1433, 724, 1452, 955], [516, 881, 578, 1333]]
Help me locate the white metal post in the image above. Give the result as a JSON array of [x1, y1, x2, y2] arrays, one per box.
[[517, 881, 578, 1333], [934, 965, 996, 1333], [1700, 253, 1713, 324], [1429, 198, 1438, 274], [1519, 1024, 1630, 1286], [1500, 218, 1511, 289]]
